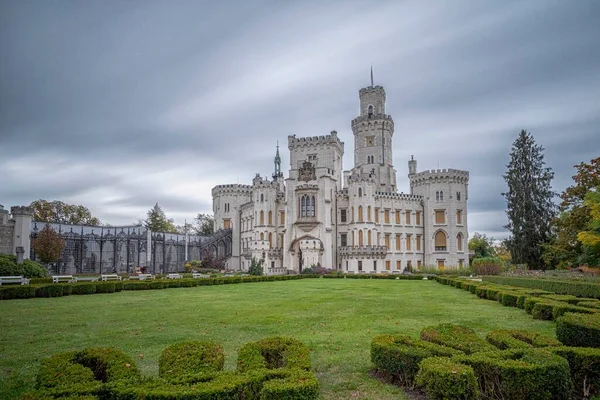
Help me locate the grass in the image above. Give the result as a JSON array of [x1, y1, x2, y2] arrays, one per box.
[[0, 278, 557, 399]]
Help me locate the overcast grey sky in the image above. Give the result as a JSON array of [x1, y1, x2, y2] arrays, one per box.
[[1, 0, 599, 238]]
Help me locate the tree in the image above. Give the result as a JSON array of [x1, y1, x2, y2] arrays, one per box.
[[32, 225, 66, 264], [502, 130, 555, 270], [30, 200, 101, 226], [248, 257, 263, 276], [576, 187, 600, 266], [544, 157, 600, 268], [468, 233, 496, 259], [193, 213, 214, 236], [143, 203, 177, 233]]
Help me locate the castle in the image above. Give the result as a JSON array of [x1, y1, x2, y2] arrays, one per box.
[[212, 80, 469, 274]]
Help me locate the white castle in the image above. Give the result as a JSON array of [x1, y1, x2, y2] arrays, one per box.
[[212, 80, 469, 274]]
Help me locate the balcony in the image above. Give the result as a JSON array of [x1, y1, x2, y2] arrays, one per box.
[[295, 216, 319, 232], [338, 245, 387, 259]]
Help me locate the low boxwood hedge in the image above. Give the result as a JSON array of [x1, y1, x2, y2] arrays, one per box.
[[482, 276, 600, 299], [556, 312, 600, 348], [70, 283, 97, 295], [540, 294, 581, 304], [552, 303, 598, 320], [0, 285, 37, 300], [532, 301, 561, 320], [415, 356, 479, 400], [577, 300, 600, 310], [237, 337, 312, 372], [159, 341, 225, 378], [486, 329, 562, 350], [420, 324, 496, 354], [549, 346, 600, 400]]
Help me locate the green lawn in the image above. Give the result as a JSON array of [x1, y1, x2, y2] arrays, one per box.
[[0, 279, 557, 399]]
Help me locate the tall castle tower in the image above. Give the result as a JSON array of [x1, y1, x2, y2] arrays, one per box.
[[351, 71, 397, 193]]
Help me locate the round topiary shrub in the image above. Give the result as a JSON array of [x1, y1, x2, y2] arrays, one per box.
[[556, 312, 600, 348], [237, 336, 312, 373], [415, 357, 479, 400], [158, 341, 224, 378]]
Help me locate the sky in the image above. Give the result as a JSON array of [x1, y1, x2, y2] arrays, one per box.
[[1, 0, 599, 238]]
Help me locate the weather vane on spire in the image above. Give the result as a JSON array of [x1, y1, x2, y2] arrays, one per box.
[[370, 65, 374, 87]]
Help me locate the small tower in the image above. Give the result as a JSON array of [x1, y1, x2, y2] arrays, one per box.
[[272, 141, 283, 181], [408, 155, 417, 176]]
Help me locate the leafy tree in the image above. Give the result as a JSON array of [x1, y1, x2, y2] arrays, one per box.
[[193, 213, 214, 236], [143, 203, 177, 233], [494, 241, 512, 264], [544, 157, 600, 268], [502, 130, 555, 270], [468, 233, 496, 259], [32, 225, 66, 264], [30, 200, 101, 226], [576, 187, 600, 266], [248, 257, 263, 276]]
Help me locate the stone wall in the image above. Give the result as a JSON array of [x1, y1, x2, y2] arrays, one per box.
[[0, 206, 15, 255]]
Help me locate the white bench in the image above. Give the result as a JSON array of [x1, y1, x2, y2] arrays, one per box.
[[167, 273, 182, 279], [73, 276, 100, 282], [101, 274, 122, 281], [128, 274, 154, 280], [52, 275, 74, 283], [0, 276, 30, 285], [192, 273, 210, 279]]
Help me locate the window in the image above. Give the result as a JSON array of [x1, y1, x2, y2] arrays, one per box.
[[358, 206, 364, 222], [395, 234, 401, 251], [374, 260, 377, 271], [437, 260, 445, 270], [351, 207, 354, 222], [435, 231, 447, 251], [385, 234, 390, 250], [260, 211, 265, 225], [300, 195, 316, 217], [384, 209, 390, 223], [395, 209, 401, 224], [280, 211, 285, 225], [416, 211, 421, 225], [366, 136, 374, 146], [435, 210, 445, 224], [367, 206, 371, 222], [405, 210, 411, 225], [436, 191, 439, 201], [268, 211, 272, 225], [375, 208, 379, 223], [459, 259, 464, 268], [386, 260, 391, 270], [367, 230, 372, 245], [340, 209, 347, 222], [417, 260, 422, 269], [358, 230, 364, 246], [260, 232, 264, 240], [407, 260, 412, 270], [457, 233, 463, 252], [457, 192, 461, 201], [440, 191, 444, 201], [456, 210, 463, 225], [261, 194, 264, 202], [396, 260, 401, 270], [358, 260, 363, 271], [307, 154, 317, 161], [358, 187, 362, 197], [223, 219, 231, 229], [367, 155, 375, 164], [268, 232, 272, 248], [368, 105, 373, 118], [377, 232, 381, 244], [340, 233, 347, 247], [416, 234, 422, 251], [406, 234, 412, 251], [271, 261, 275, 269]]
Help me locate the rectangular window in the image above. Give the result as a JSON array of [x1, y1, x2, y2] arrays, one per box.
[[459, 259, 464, 268], [407, 260, 412, 270], [375, 208, 379, 223], [406, 234, 412, 251], [435, 210, 445, 224], [280, 211, 285, 225], [340, 209, 347, 223], [358, 261, 362, 271], [340, 233, 347, 247], [416, 211, 421, 225], [416, 234, 422, 251], [271, 261, 275, 269], [437, 260, 445, 270], [223, 219, 231, 229], [386, 260, 391, 270], [384, 209, 390, 223], [456, 210, 463, 225], [373, 260, 377, 271], [396, 260, 401, 270], [395, 209, 401, 224], [417, 260, 422, 269], [395, 234, 401, 251], [405, 210, 411, 225], [385, 234, 390, 250]]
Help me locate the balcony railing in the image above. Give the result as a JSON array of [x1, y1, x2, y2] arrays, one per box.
[[338, 245, 387, 258]]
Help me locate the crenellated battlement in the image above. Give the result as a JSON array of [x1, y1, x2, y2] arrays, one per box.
[[10, 206, 33, 216], [351, 114, 394, 130], [252, 173, 280, 189], [288, 131, 344, 150], [212, 184, 252, 197], [374, 192, 423, 202], [410, 168, 469, 186], [359, 85, 386, 97]]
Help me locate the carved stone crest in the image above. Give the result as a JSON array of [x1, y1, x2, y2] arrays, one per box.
[[298, 160, 316, 182]]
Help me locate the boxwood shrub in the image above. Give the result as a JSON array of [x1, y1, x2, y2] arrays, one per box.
[[35, 284, 69, 298], [237, 336, 312, 372], [70, 283, 97, 295], [159, 341, 225, 378], [415, 357, 479, 400], [420, 324, 496, 354], [549, 346, 600, 400], [94, 282, 116, 294], [482, 276, 600, 299], [486, 329, 562, 350], [370, 334, 462, 387], [0, 285, 36, 300], [552, 303, 598, 320], [556, 312, 600, 348], [577, 300, 600, 310], [540, 294, 581, 304], [532, 301, 561, 320]]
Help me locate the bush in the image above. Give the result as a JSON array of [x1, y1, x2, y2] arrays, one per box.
[[371, 334, 462, 388], [556, 312, 600, 348], [122, 281, 151, 290], [486, 329, 562, 350], [35, 284, 67, 298], [237, 336, 312, 373], [257, 368, 320, 400], [524, 296, 547, 314], [500, 291, 520, 307], [549, 346, 600, 400], [454, 349, 572, 400], [532, 301, 560, 320], [94, 282, 116, 294], [420, 324, 496, 354], [552, 303, 598, 319], [71, 283, 97, 295], [159, 341, 224, 378], [540, 294, 581, 304], [578, 300, 600, 310], [0, 285, 36, 300], [0, 254, 49, 278], [482, 276, 600, 299], [415, 357, 479, 400], [472, 257, 503, 275]]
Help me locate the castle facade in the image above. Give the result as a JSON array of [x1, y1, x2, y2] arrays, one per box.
[[212, 81, 469, 274]]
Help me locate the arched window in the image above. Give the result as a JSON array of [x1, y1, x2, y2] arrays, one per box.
[[309, 196, 315, 217], [358, 230, 364, 246], [367, 206, 371, 221], [457, 191, 461, 201], [260, 210, 264, 225], [301, 195, 307, 217], [260, 232, 264, 241], [457, 233, 463, 252], [268, 232, 273, 248], [351, 206, 354, 222], [367, 230, 372, 245], [268, 211, 272, 225], [368, 105, 373, 118], [436, 191, 439, 201], [435, 231, 447, 251], [440, 191, 444, 201], [358, 187, 362, 197], [358, 206, 364, 222], [260, 193, 264, 202]]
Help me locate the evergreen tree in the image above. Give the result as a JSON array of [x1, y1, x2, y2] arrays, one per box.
[[248, 257, 263, 276], [502, 130, 555, 269], [144, 203, 177, 233]]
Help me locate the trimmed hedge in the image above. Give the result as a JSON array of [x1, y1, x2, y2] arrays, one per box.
[[159, 341, 224, 378], [553, 303, 598, 320], [237, 337, 312, 372], [557, 312, 600, 348], [578, 300, 600, 310], [540, 294, 581, 304], [549, 346, 600, 400], [415, 357, 479, 400], [420, 324, 496, 354], [486, 329, 562, 350], [371, 334, 462, 387], [0, 285, 37, 300], [482, 276, 600, 299], [532, 300, 561, 320]]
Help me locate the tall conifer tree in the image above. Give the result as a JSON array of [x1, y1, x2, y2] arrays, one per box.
[[503, 130, 555, 269]]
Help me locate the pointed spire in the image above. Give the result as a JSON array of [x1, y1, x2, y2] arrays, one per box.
[[370, 65, 374, 87], [273, 141, 282, 180]]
